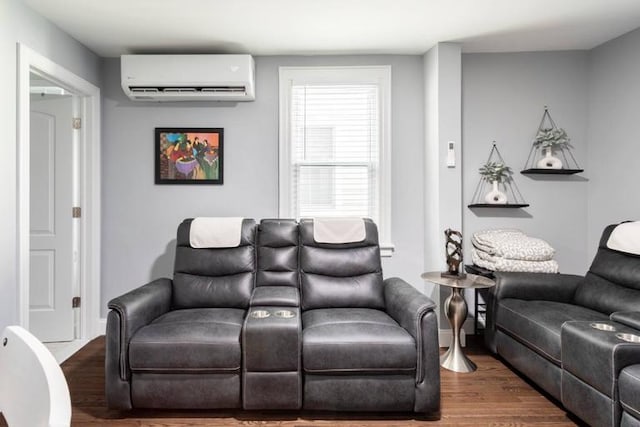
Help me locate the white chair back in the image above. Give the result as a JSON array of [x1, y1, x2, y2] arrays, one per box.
[[0, 326, 71, 427]]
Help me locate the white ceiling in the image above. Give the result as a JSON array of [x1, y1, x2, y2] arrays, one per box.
[[23, 0, 640, 57]]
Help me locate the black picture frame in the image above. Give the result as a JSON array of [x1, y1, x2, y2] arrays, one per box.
[[155, 127, 224, 184]]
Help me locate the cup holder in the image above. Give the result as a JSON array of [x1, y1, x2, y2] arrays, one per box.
[[274, 310, 296, 319], [590, 323, 616, 332], [616, 333, 640, 343], [250, 310, 271, 319]]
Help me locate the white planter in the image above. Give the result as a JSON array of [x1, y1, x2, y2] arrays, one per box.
[[484, 180, 507, 204], [537, 147, 563, 169]]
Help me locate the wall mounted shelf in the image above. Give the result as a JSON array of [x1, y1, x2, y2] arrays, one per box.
[[468, 203, 530, 208], [522, 106, 583, 173], [521, 168, 584, 175], [469, 143, 528, 208]]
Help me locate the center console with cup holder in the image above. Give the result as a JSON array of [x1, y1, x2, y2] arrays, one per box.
[[242, 306, 301, 409]]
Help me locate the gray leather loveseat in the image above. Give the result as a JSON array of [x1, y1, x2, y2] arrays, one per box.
[[106, 218, 440, 416], [485, 222, 640, 426]]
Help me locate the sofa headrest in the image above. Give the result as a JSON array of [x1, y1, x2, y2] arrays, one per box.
[[313, 217, 366, 244], [188, 217, 245, 248], [177, 218, 256, 248], [606, 221, 640, 256], [299, 218, 379, 248]]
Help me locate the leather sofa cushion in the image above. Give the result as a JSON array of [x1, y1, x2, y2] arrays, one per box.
[[497, 299, 607, 365], [302, 308, 416, 373], [299, 219, 385, 310], [573, 272, 640, 316], [257, 245, 298, 286], [301, 272, 384, 310], [172, 219, 256, 309], [622, 412, 640, 427], [573, 224, 640, 315], [129, 308, 245, 373], [172, 272, 254, 309], [256, 219, 299, 288], [250, 286, 299, 307], [620, 365, 640, 421]]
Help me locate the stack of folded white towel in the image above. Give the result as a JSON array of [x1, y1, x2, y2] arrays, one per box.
[[471, 229, 559, 273]]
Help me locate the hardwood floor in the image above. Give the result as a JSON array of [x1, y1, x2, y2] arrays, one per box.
[[51, 336, 582, 426]]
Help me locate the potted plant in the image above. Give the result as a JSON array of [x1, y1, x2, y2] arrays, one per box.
[[479, 161, 512, 204], [533, 127, 570, 169]]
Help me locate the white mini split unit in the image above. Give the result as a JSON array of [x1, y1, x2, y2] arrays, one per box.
[[121, 54, 255, 101]]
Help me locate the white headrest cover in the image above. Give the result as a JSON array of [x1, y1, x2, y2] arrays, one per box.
[[313, 217, 366, 244], [189, 217, 244, 248], [607, 221, 640, 256]]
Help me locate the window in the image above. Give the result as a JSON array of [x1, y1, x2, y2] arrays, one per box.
[[279, 66, 393, 255]]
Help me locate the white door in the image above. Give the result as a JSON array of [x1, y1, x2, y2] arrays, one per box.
[[29, 90, 75, 342]]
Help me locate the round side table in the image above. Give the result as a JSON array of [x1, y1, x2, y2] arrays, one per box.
[[421, 272, 495, 373]]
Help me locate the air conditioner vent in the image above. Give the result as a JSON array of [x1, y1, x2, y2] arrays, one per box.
[[129, 86, 247, 95], [201, 87, 246, 94], [130, 88, 160, 94], [121, 54, 255, 102]]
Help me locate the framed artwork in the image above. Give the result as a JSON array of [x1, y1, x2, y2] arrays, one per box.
[[155, 128, 224, 184]]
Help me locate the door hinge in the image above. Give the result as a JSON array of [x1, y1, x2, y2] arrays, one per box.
[[72, 207, 81, 218], [72, 117, 81, 130], [72, 297, 81, 308]]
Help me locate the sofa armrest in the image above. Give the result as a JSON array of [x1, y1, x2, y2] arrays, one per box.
[[383, 277, 440, 413], [108, 278, 173, 341], [106, 278, 172, 409], [106, 279, 172, 395], [611, 312, 640, 330], [384, 277, 436, 338], [493, 272, 583, 302], [483, 272, 583, 353]]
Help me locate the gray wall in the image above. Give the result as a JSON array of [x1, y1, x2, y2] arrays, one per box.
[[101, 55, 425, 316], [587, 28, 640, 258], [0, 0, 101, 330], [462, 51, 590, 275]]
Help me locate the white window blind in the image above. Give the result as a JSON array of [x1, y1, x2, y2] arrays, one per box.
[[279, 66, 393, 255], [291, 83, 379, 219]]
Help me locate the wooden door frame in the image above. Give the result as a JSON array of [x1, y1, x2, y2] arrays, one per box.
[[17, 43, 101, 341]]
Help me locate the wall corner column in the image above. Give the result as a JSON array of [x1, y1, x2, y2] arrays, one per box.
[[423, 42, 463, 345]]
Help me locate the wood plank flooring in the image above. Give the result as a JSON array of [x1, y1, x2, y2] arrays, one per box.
[[42, 336, 582, 426]]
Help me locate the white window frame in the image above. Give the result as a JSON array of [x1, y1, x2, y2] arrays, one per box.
[[278, 66, 394, 256]]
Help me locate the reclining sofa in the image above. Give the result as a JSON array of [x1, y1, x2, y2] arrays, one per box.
[[485, 222, 640, 427], [106, 218, 440, 416]]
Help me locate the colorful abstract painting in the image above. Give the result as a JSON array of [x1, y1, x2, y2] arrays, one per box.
[[155, 128, 223, 184]]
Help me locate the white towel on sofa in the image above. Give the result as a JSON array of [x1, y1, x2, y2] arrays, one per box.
[[313, 217, 366, 244], [189, 217, 244, 248], [607, 221, 640, 255]]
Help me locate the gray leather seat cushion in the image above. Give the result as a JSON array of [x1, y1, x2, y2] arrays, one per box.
[[129, 308, 245, 373], [620, 365, 640, 420], [302, 308, 416, 373], [497, 299, 607, 365]]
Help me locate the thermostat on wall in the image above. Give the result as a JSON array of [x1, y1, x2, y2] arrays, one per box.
[[447, 141, 456, 167]]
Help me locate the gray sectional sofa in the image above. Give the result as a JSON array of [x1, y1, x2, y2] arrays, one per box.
[[485, 223, 640, 426], [105, 218, 440, 416]]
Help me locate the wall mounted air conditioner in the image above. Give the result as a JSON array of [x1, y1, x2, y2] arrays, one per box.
[[121, 54, 255, 101]]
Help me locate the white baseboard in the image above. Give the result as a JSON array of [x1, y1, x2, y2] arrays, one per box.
[[438, 328, 466, 348], [98, 318, 107, 335]]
